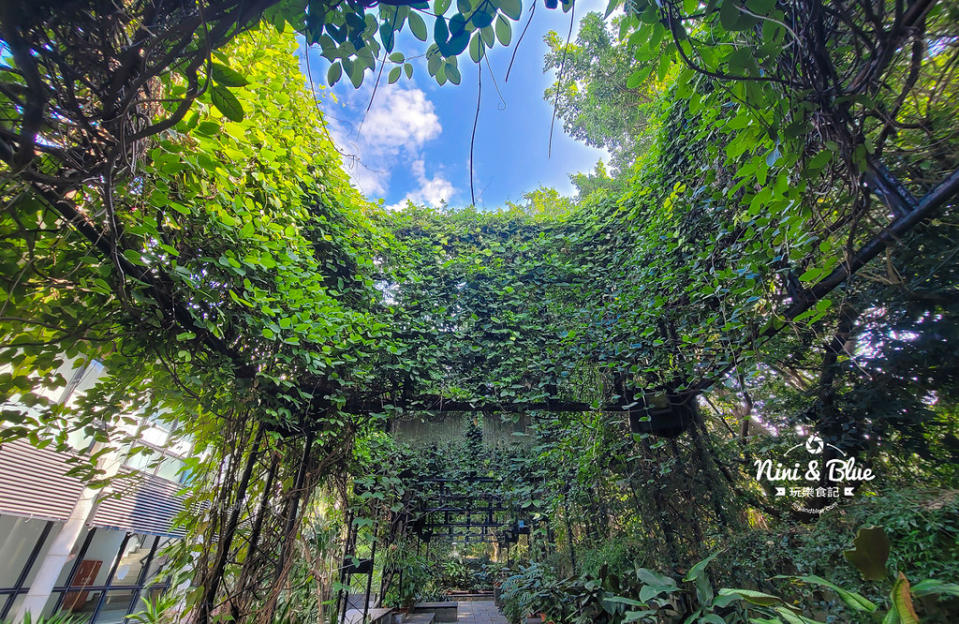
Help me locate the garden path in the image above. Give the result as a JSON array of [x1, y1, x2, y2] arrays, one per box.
[[454, 600, 509, 624]]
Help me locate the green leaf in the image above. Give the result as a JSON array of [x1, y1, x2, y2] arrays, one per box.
[[469, 33, 485, 62], [380, 23, 396, 52], [773, 608, 825, 624], [637, 568, 676, 588], [348, 58, 366, 87], [122, 249, 145, 266], [807, 149, 832, 171], [727, 47, 755, 74], [471, 7, 495, 28], [746, 0, 776, 15], [449, 13, 468, 36], [843, 526, 890, 581], [435, 16, 450, 44], [626, 70, 645, 89], [427, 46, 442, 75], [719, 0, 743, 30], [439, 30, 469, 57], [446, 63, 461, 84], [495, 15, 512, 45], [481, 24, 495, 46], [777, 575, 877, 612], [328, 62, 342, 85], [500, 0, 522, 19], [210, 85, 244, 122], [435, 0, 452, 15], [684, 550, 722, 583], [716, 588, 784, 607], [195, 120, 220, 136], [911, 579, 959, 599], [881, 606, 898, 624], [606, 0, 624, 19], [890, 573, 919, 624], [404, 63, 414, 78], [388, 66, 402, 83], [639, 583, 675, 603], [210, 62, 248, 87], [409, 11, 428, 40]]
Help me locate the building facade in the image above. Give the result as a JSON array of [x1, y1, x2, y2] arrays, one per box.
[[0, 361, 188, 623]]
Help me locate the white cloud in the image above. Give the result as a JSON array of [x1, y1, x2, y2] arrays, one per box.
[[385, 160, 455, 211], [361, 89, 441, 153], [324, 83, 445, 200]]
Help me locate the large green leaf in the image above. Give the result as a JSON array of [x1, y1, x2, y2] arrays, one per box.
[[683, 550, 722, 583], [911, 579, 959, 599], [499, 0, 522, 19], [210, 85, 244, 122], [890, 573, 919, 624], [772, 609, 825, 624], [469, 32, 485, 62], [843, 526, 890, 581], [328, 61, 342, 85], [777, 575, 876, 612], [408, 11, 428, 40], [715, 588, 784, 607], [210, 62, 248, 87], [495, 15, 512, 45]]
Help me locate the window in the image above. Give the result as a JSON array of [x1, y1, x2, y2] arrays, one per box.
[[0, 516, 55, 620], [43, 527, 174, 623]]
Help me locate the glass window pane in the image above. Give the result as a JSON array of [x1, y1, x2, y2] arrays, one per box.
[[124, 445, 160, 473], [112, 535, 152, 586], [97, 589, 137, 624], [7, 594, 26, 619], [55, 528, 90, 587], [146, 538, 177, 581], [59, 588, 102, 618], [57, 528, 126, 588], [156, 457, 183, 482], [0, 515, 50, 588]]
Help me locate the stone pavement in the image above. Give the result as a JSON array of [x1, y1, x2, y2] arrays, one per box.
[[454, 600, 509, 624]]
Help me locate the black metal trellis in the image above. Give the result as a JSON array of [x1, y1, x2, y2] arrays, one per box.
[[405, 475, 547, 549], [335, 510, 378, 624]]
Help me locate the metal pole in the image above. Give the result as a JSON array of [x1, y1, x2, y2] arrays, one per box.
[[338, 511, 355, 624], [362, 522, 377, 623]]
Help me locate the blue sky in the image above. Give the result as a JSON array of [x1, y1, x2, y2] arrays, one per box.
[[298, 0, 609, 210]]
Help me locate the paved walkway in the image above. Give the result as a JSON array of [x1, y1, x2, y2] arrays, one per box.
[[455, 600, 509, 624]]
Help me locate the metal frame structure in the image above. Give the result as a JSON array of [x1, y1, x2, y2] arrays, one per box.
[[335, 511, 378, 624]]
